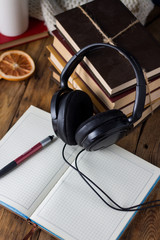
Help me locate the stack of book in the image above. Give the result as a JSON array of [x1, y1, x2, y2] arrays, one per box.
[[47, 0, 160, 126]]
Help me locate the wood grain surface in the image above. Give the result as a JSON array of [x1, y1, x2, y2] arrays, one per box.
[[0, 14, 160, 240]]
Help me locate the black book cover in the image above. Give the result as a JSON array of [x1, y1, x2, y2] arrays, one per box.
[[55, 0, 160, 96]]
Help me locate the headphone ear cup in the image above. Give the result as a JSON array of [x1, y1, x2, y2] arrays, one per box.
[[56, 90, 93, 145], [75, 109, 130, 151]]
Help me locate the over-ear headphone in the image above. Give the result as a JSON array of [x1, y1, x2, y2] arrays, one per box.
[[51, 43, 146, 151]]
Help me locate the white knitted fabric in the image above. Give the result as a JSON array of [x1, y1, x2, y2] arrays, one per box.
[[29, 0, 154, 32], [121, 0, 154, 24], [29, 0, 63, 32], [56, 0, 93, 10]]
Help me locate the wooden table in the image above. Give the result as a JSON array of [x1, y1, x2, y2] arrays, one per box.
[[0, 16, 160, 240]]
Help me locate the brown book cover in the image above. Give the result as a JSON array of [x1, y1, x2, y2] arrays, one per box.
[[52, 29, 160, 110], [50, 60, 160, 120], [47, 44, 160, 118], [55, 0, 160, 96]]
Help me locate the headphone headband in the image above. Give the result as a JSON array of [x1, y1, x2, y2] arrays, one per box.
[[60, 43, 146, 124]]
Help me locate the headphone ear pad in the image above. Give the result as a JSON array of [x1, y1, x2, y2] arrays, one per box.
[[57, 90, 93, 145], [75, 109, 130, 150]]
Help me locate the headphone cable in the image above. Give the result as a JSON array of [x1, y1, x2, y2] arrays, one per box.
[[62, 144, 160, 211]]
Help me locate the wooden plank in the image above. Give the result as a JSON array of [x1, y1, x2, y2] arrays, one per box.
[[136, 107, 160, 165], [118, 109, 160, 240], [4, 35, 59, 240], [0, 78, 26, 139], [0, 206, 4, 221], [38, 230, 57, 240], [120, 180, 160, 240], [117, 124, 142, 154], [0, 208, 30, 240], [135, 108, 160, 237], [120, 108, 160, 240], [0, 38, 49, 139], [11, 37, 59, 127], [0, 36, 58, 240]]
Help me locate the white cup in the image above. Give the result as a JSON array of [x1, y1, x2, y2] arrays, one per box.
[[0, 0, 29, 37]]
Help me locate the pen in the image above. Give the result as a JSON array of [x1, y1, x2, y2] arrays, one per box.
[[0, 135, 54, 177]]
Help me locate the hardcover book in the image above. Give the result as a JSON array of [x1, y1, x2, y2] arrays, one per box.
[[0, 17, 48, 51], [51, 30, 160, 110], [55, 0, 160, 96], [47, 44, 160, 116], [51, 64, 160, 127], [0, 106, 160, 240]]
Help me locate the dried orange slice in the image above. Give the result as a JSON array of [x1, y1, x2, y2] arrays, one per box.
[[0, 50, 35, 81]]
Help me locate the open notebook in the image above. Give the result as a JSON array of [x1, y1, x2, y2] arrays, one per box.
[[0, 106, 159, 240]]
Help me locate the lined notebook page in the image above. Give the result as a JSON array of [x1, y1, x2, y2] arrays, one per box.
[[31, 145, 160, 240], [0, 106, 78, 218]]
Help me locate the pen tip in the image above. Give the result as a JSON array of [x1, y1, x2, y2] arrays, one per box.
[[49, 135, 54, 140]]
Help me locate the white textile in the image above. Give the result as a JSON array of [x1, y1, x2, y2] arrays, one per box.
[[29, 0, 154, 32]]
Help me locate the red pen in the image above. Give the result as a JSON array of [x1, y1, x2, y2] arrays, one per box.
[[0, 135, 54, 177]]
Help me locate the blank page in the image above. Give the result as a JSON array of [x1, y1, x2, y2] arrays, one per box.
[[31, 144, 160, 240], [0, 106, 78, 218]]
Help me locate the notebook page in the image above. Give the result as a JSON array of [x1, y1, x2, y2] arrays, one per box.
[[31, 145, 160, 240], [0, 106, 78, 218]]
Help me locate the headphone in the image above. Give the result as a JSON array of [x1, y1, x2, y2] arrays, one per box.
[[51, 43, 146, 151]]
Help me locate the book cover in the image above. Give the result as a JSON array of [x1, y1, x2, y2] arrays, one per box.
[[50, 64, 160, 123], [55, 0, 160, 96], [52, 30, 160, 110], [47, 43, 160, 116], [0, 17, 48, 51], [47, 44, 160, 127]]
